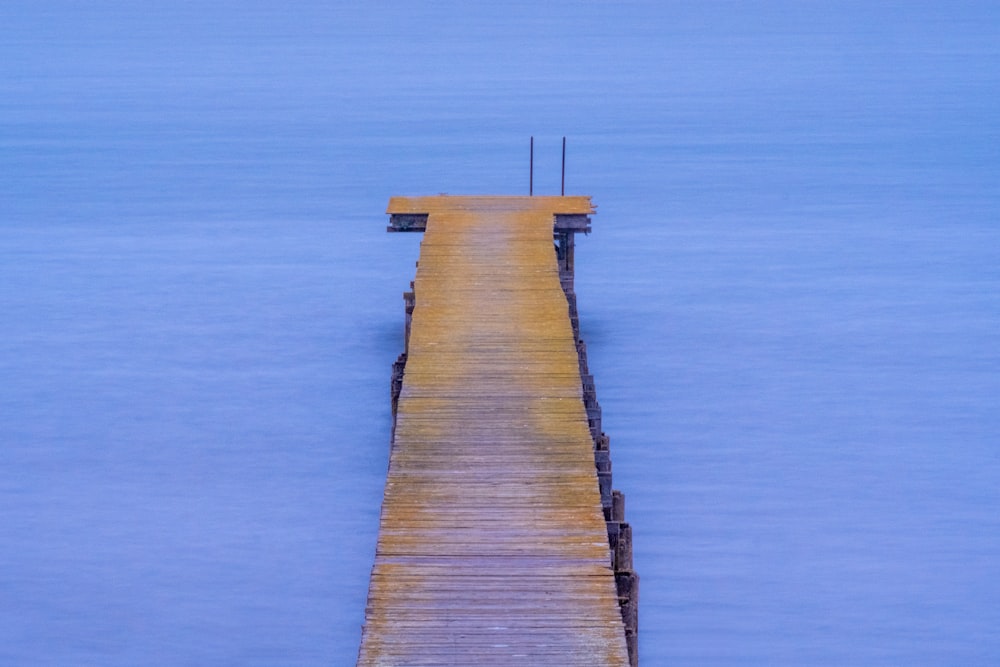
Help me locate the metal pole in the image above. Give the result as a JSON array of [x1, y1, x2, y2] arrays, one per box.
[[561, 136, 566, 196], [529, 136, 534, 196]]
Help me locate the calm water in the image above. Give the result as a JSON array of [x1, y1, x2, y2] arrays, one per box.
[[2, 2, 999, 665]]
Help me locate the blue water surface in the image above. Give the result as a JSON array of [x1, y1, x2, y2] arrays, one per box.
[[2, 2, 999, 665]]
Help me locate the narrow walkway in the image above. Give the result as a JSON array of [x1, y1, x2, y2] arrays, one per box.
[[357, 196, 629, 666]]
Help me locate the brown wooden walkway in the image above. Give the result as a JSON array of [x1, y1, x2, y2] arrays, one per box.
[[357, 196, 630, 666]]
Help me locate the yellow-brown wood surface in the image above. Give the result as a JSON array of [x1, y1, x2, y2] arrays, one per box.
[[357, 196, 628, 666]]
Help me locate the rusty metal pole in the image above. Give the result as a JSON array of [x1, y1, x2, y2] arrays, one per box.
[[561, 136, 566, 196], [529, 136, 534, 196]]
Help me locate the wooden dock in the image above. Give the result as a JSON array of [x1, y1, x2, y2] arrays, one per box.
[[357, 196, 637, 666]]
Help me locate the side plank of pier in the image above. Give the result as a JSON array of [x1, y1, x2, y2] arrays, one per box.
[[357, 195, 636, 665]]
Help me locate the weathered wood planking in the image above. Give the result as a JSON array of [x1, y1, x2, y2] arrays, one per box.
[[357, 196, 630, 665]]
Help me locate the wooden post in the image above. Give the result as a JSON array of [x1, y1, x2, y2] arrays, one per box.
[[403, 286, 415, 355], [616, 571, 639, 667], [612, 490, 625, 523]]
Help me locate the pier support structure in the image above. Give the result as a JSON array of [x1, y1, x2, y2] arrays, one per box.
[[554, 212, 639, 667]]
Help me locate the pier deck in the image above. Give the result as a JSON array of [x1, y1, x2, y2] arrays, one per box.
[[357, 196, 632, 666]]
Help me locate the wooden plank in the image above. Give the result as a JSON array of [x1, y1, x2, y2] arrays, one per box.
[[358, 196, 629, 666]]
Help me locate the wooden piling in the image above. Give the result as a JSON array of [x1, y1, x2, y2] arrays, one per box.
[[559, 239, 640, 667]]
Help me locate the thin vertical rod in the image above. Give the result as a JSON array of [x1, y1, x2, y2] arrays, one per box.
[[561, 136, 566, 196], [529, 136, 534, 196]]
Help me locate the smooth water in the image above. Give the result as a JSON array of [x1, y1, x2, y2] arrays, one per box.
[[2, 2, 999, 665]]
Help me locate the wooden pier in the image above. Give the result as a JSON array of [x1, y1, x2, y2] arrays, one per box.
[[357, 195, 638, 666]]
